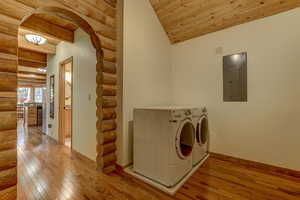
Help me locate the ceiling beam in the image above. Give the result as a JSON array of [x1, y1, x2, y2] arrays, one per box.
[[21, 15, 74, 43]]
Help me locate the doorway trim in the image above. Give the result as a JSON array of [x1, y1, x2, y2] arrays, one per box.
[[58, 57, 73, 148]]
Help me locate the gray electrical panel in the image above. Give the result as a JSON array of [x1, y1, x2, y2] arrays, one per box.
[[223, 52, 247, 102]]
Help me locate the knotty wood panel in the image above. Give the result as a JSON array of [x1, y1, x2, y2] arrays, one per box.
[[149, 0, 300, 43]]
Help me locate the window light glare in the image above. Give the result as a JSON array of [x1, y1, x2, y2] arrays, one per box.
[[25, 34, 47, 45], [37, 68, 47, 73]]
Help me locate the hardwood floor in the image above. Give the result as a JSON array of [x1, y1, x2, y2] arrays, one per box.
[[17, 121, 300, 200]]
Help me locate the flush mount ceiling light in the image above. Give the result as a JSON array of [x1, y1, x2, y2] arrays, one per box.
[[25, 34, 47, 45]]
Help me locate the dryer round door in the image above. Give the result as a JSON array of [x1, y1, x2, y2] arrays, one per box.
[[196, 115, 209, 146], [175, 119, 195, 159]]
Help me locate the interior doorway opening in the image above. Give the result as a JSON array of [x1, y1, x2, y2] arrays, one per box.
[[59, 57, 73, 148], [16, 6, 117, 173]]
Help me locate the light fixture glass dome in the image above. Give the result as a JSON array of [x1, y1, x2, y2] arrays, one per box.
[[25, 34, 47, 45]]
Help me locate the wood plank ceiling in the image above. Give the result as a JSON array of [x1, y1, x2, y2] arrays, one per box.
[[149, 0, 300, 44]]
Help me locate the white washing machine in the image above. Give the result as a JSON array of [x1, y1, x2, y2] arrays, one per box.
[[192, 107, 209, 166], [133, 107, 196, 188]]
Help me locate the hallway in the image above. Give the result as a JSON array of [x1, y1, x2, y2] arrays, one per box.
[[17, 121, 300, 200]]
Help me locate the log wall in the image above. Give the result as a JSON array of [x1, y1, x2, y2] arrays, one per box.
[[0, 0, 118, 198]]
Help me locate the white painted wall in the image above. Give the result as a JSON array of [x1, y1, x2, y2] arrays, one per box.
[[47, 29, 97, 161], [121, 0, 172, 166], [171, 8, 300, 170]]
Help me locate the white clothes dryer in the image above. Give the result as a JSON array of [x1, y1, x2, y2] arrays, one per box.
[[192, 108, 209, 166], [133, 107, 197, 187]]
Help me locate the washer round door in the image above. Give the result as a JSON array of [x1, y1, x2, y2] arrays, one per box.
[[196, 115, 209, 146], [176, 119, 195, 159]]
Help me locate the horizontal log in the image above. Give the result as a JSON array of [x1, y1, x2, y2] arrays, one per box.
[[97, 34, 116, 51], [0, 112, 16, 131], [101, 86, 117, 97], [0, 73, 16, 92], [97, 131, 117, 145], [103, 49, 116, 63], [101, 97, 117, 108], [0, 59, 17, 73], [0, 92, 16, 98], [0, 150, 16, 171], [97, 152, 117, 168], [103, 61, 116, 74], [0, 168, 17, 190], [0, 53, 17, 61], [0, 21, 18, 37], [93, 0, 116, 18], [0, 141, 16, 152], [18, 78, 46, 84], [96, 73, 103, 85], [102, 108, 116, 120], [18, 48, 47, 63], [0, 130, 16, 144], [18, 73, 46, 79], [0, 185, 16, 200], [97, 142, 116, 155], [0, 33, 17, 56], [102, 73, 117, 85], [103, 0, 117, 8], [95, 25, 116, 41], [17, 70, 46, 76], [18, 59, 47, 68], [0, 98, 16, 112], [99, 120, 117, 132]]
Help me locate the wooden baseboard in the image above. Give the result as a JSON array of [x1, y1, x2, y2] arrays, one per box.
[[210, 152, 300, 179]]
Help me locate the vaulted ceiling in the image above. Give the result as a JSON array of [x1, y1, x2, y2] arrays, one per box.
[[149, 0, 300, 44]]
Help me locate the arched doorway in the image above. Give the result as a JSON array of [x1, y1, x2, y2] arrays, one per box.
[[18, 6, 117, 173]]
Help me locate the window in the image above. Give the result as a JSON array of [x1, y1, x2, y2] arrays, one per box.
[[18, 88, 32, 104], [18, 87, 45, 103], [34, 88, 43, 103]]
